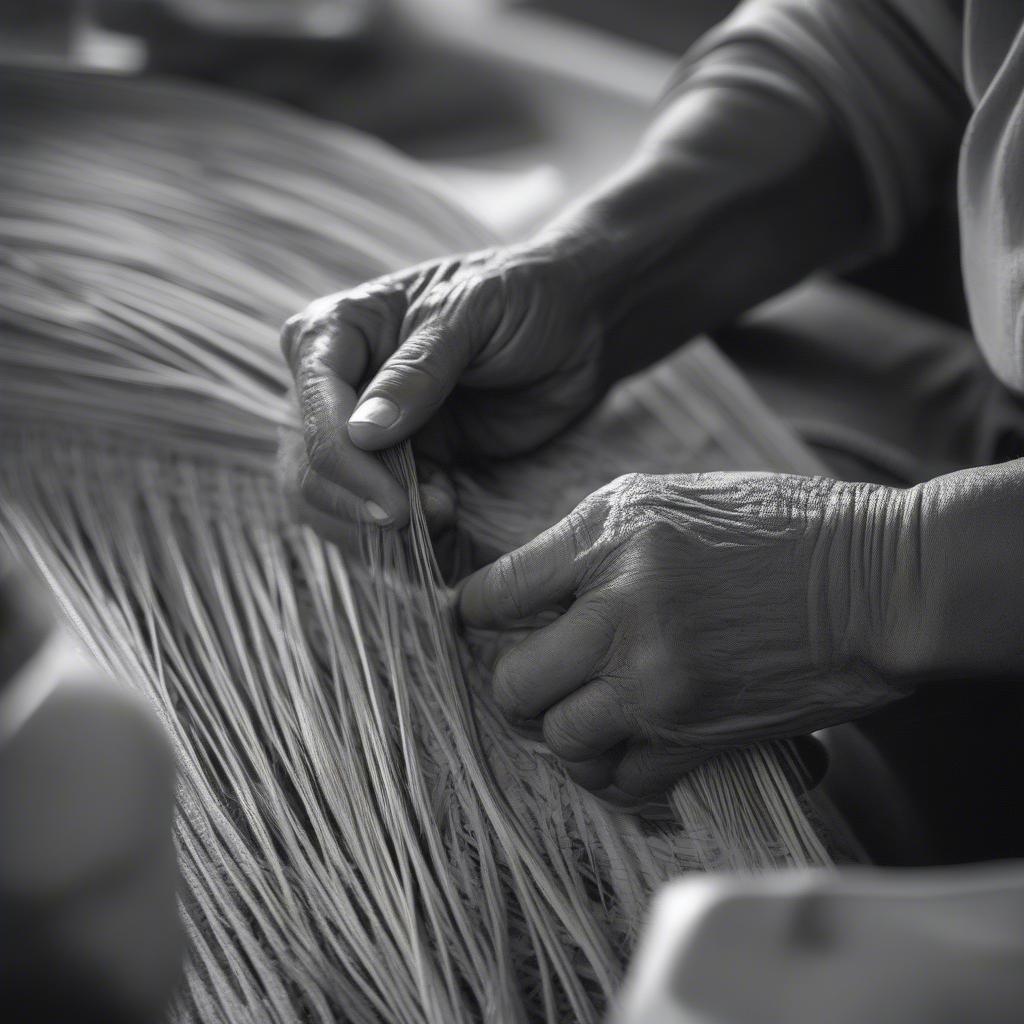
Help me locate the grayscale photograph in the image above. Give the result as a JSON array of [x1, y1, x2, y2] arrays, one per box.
[[1, 1, 1022, 1022]]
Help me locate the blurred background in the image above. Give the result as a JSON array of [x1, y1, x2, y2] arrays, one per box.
[[2, 0, 965, 320], [0, 4, 995, 1020], [3, 0, 737, 239]]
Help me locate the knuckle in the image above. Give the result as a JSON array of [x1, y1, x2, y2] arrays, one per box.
[[461, 270, 504, 320], [567, 484, 623, 552], [606, 472, 650, 508], [282, 310, 305, 333], [490, 554, 528, 622], [420, 278, 462, 312], [542, 706, 587, 760], [296, 356, 329, 408], [309, 291, 351, 326], [394, 329, 437, 362], [561, 506, 590, 549], [280, 312, 305, 361], [574, 595, 620, 639], [609, 472, 641, 491], [305, 432, 340, 478], [282, 290, 369, 362], [492, 654, 528, 721], [297, 462, 320, 506], [280, 315, 322, 370], [350, 284, 405, 335], [375, 350, 448, 397], [564, 506, 604, 567]]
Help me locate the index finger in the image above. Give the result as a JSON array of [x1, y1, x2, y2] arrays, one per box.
[[280, 291, 375, 381], [457, 516, 581, 628], [285, 313, 410, 525]]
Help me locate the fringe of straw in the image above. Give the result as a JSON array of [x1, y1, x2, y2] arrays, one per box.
[[1, 440, 716, 1023], [1, 64, 832, 1023]]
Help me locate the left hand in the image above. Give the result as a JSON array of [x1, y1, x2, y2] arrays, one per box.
[[277, 244, 602, 534], [458, 471, 918, 799]]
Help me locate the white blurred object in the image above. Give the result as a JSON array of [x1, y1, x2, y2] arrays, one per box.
[[157, 0, 371, 36], [71, 2, 147, 71], [614, 869, 1024, 1024], [0, 625, 82, 749], [72, 0, 372, 68], [72, 0, 374, 71], [611, 877, 722, 1024]]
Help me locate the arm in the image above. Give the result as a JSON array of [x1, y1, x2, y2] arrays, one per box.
[[538, 0, 967, 379], [889, 458, 1024, 683], [280, 0, 966, 530]]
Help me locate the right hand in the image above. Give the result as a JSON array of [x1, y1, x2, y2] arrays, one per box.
[[278, 245, 603, 534]]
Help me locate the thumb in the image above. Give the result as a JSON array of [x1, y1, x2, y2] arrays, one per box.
[[348, 320, 474, 451]]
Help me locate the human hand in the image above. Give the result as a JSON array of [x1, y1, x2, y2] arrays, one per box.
[[459, 471, 919, 799], [278, 245, 602, 532]]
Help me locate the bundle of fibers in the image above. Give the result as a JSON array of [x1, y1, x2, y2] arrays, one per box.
[[0, 65, 833, 1024]]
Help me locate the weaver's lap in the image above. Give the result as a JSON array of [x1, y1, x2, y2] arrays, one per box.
[[716, 278, 1024, 486]]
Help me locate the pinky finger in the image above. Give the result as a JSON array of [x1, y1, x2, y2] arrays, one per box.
[[298, 462, 374, 525], [278, 433, 376, 545], [561, 749, 620, 792], [613, 743, 710, 801]]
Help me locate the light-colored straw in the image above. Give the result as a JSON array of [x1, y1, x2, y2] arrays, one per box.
[[0, 65, 833, 1024]]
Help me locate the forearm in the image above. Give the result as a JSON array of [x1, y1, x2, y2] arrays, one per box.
[[912, 460, 1024, 682], [523, 0, 964, 380], [835, 460, 1024, 688], [528, 47, 871, 379]]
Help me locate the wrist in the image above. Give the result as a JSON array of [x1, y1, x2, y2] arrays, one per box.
[[530, 58, 841, 282], [907, 462, 1024, 684], [524, 155, 670, 307], [528, 82, 857, 355], [810, 479, 926, 694]]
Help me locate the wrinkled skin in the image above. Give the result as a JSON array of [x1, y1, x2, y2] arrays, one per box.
[[459, 471, 918, 800], [278, 246, 602, 531]]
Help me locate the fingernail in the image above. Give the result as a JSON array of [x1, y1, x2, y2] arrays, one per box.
[[364, 500, 390, 523], [350, 396, 399, 429]]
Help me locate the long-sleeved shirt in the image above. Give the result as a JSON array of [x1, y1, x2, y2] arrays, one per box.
[[671, 1, 1024, 395]]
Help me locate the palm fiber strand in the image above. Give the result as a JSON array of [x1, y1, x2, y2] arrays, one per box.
[[0, 65, 833, 1024]]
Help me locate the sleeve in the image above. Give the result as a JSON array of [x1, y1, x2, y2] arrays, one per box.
[[666, 0, 969, 258], [959, 8, 1024, 394]]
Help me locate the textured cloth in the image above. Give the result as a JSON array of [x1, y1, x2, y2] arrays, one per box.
[[717, 279, 1024, 486], [672, 1, 1024, 394]]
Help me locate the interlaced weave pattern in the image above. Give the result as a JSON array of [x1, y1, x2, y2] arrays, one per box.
[[0, 66, 833, 1023]]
